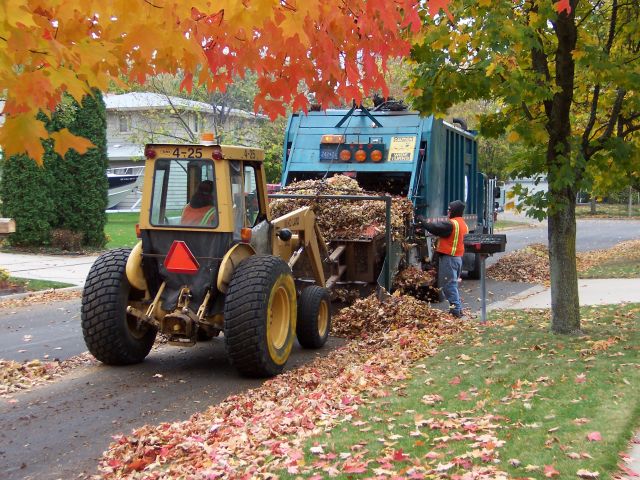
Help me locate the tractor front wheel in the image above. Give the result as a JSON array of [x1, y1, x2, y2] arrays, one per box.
[[297, 286, 331, 349], [224, 255, 297, 377], [81, 248, 156, 365]]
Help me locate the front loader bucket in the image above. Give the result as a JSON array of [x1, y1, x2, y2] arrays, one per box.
[[377, 238, 404, 292]]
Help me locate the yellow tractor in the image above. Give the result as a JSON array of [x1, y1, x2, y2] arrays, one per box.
[[81, 141, 331, 377]]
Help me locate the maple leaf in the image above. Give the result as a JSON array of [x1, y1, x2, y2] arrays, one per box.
[[586, 431, 602, 441], [556, 0, 572, 14], [449, 376, 461, 385], [50, 128, 94, 157], [575, 373, 587, 384], [544, 464, 560, 477], [577, 469, 600, 479]]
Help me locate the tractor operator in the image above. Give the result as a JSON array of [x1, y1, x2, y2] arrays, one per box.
[[181, 180, 217, 226], [417, 200, 468, 318]]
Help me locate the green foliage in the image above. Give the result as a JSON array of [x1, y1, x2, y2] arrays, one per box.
[[258, 116, 287, 183], [0, 92, 107, 247], [410, 0, 640, 207], [0, 153, 56, 245], [49, 91, 108, 247]]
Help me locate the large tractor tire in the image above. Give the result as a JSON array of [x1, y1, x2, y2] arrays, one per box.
[[81, 248, 156, 365], [297, 286, 331, 349], [224, 255, 297, 377]]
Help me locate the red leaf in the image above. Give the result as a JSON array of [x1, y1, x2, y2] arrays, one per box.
[[544, 464, 561, 477], [587, 431, 602, 442], [575, 373, 587, 384], [556, 0, 572, 14], [449, 376, 461, 385]]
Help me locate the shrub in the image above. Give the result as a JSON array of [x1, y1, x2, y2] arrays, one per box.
[[50, 228, 84, 251]]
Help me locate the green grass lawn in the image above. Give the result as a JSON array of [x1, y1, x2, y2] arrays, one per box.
[[580, 258, 640, 278], [576, 203, 640, 218], [494, 219, 531, 230], [105, 212, 139, 249], [283, 305, 640, 479], [8, 277, 74, 291]]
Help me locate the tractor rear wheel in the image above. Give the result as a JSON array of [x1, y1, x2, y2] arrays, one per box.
[[224, 255, 297, 377], [81, 248, 156, 365], [297, 286, 331, 349]]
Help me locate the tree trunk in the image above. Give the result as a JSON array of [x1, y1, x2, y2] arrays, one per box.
[[548, 188, 581, 333], [590, 197, 597, 214]]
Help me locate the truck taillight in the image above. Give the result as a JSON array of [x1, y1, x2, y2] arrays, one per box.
[[339, 149, 351, 161], [370, 149, 383, 162], [354, 149, 367, 162]]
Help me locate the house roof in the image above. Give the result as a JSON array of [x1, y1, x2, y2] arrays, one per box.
[[104, 92, 266, 119]]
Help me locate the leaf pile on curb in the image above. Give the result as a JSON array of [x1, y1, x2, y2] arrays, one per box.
[[1, 352, 95, 396], [0, 288, 81, 309], [269, 175, 414, 240], [576, 239, 640, 271], [98, 295, 467, 478], [487, 243, 550, 283]]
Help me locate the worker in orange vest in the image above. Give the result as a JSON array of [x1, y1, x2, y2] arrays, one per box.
[[417, 200, 469, 318], [181, 180, 217, 226]]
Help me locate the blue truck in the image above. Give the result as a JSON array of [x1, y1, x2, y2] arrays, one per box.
[[279, 104, 498, 284]]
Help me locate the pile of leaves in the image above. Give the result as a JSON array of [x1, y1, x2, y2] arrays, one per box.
[[487, 243, 550, 283], [0, 353, 95, 396], [269, 175, 414, 240], [98, 295, 467, 478], [392, 265, 438, 301], [331, 293, 452, 338], [576, 239, 640, 271], [487, 239, 640, 284], [0, 288, 81, 308]]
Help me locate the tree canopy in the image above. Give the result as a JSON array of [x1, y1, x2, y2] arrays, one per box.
[[410, 0, 639, 332], [0, 0, 429, 162]]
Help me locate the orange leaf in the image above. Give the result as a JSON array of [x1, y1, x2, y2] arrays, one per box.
[[544, 464, 561, 477], [449, 376, 461, 385], [0, 116, 47, 163], [50, 128, 94, 157]]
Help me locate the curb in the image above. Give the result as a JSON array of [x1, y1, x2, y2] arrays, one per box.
[[0, 285, 83, 303]]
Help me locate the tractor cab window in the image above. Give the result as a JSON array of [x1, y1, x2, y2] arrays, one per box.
[[150, 158, 218, 228], [229, 161, 259, 241]]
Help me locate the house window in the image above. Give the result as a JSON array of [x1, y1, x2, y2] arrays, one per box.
[[119, 116, 130, 133]]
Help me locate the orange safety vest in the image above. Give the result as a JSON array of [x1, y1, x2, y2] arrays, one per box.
[[436, 217, 468, 257], [181, 205, 217, 225]]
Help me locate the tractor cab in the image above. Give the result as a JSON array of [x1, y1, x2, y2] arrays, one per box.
[[141, 143, 269, 237]]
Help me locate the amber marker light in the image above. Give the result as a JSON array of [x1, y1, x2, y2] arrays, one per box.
[[354, 149, 367, 162], [135, 223, 141, 238], [339, 149, 352, 161], [201, 132, 215, 144], [240, 228, 252, 243], [370, 149, 383, 162]]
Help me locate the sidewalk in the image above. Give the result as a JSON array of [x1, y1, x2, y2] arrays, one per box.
[[488, 278, 640, 310], [0, 251, 97, 287]]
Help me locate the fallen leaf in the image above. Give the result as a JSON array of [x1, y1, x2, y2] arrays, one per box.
[[586, 432, 602, 442], [544, 464, 560, 477], [577, 469, 600, 478]]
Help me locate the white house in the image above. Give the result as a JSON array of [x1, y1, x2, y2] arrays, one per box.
[[104, 92, 266, 209]]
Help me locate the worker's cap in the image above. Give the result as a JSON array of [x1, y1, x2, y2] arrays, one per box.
[[448, 200, 466, 217], [198, 180, 214, 194]]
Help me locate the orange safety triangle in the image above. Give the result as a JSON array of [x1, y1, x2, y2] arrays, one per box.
[[164, 241, 200, 274]]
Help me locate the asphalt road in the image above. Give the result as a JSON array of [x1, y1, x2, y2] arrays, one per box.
[[0, 337, 345, 480], [0, 219, 638, 479]]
